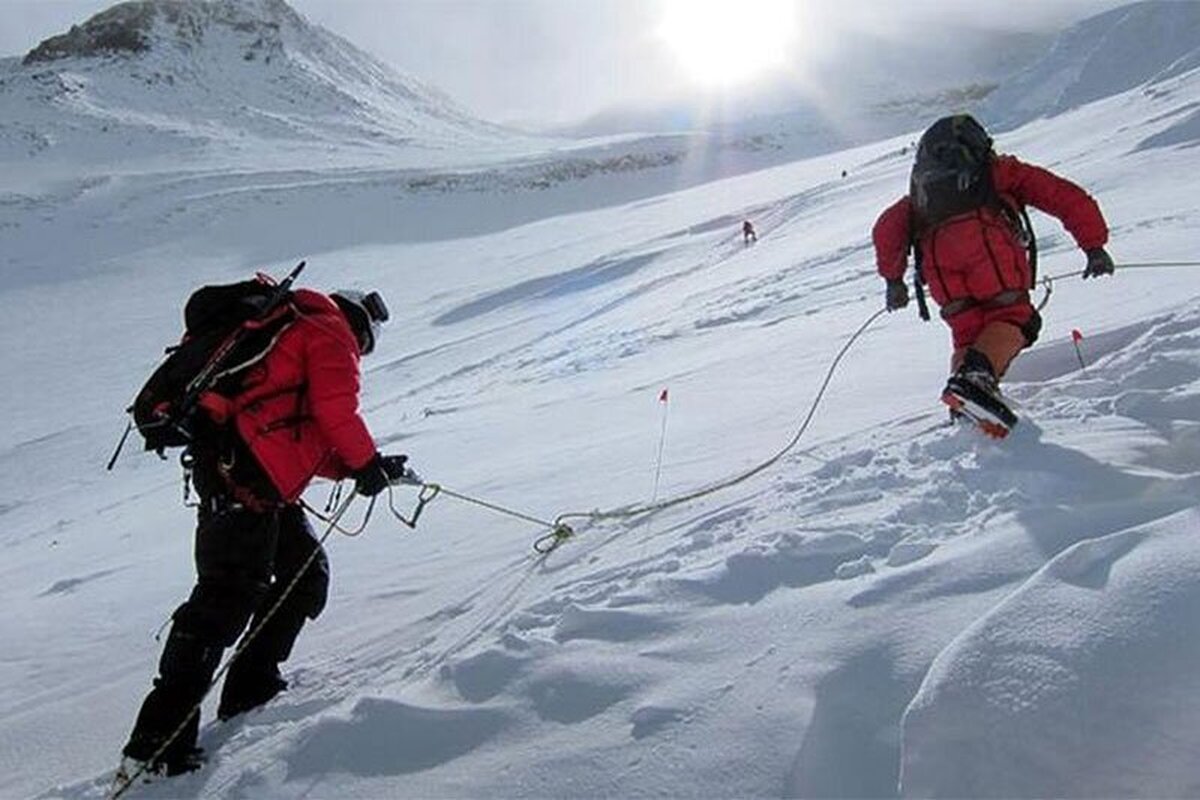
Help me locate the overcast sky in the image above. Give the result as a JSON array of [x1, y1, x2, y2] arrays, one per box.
[[1, 0, 1128, 126]]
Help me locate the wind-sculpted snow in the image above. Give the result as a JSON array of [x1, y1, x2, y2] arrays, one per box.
[[897, 307, 1200, 796], [900, 508, 1200, 798], [1136, 106, 1200, 151], [287, 698, 511, 777], [434, 251, 666, 326]]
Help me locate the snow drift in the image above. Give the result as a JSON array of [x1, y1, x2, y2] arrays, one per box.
[[901, 508, 1200, 798], [900, 303, 1200, 796]]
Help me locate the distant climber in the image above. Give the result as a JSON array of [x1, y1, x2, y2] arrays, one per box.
[[742, 219, 757, 245], [872, 114, 1114, 437]]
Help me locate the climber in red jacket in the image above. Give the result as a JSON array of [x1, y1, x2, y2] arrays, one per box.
[[742, 219, 758, 244], [197, 288, 389, 502], [872, 114, 1115, 435], [122, 286, 406, 777]]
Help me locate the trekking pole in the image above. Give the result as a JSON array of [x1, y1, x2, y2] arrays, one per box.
[[106, 421, 134, 471], [651, 388, 670, 503]]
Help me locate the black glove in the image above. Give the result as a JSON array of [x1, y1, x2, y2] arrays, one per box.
[[352, 453, 390, 497], [380, 454, 410, 483], [885, 279, 910, 311], [1082, 247, 1115, 279]]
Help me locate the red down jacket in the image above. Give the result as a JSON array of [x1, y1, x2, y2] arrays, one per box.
[[199, 288, 377, 502], [873, 155, 1109, 307]]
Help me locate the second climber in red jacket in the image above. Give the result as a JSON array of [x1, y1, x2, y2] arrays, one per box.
[[121, 284, 407, 777], [872, 114, 1115, 435]]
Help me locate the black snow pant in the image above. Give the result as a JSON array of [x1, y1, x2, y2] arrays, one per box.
[[123, 502, 329, 764]]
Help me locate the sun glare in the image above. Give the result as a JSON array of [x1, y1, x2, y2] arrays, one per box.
[[658, 0, 798, 89]]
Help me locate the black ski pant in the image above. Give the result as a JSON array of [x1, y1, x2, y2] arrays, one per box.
[[123, 503, 328, 762]]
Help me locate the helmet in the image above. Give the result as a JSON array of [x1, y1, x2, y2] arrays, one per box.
[[331, 289, 389, 355]]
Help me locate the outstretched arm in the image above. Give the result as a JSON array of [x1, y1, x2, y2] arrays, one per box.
[[994, 155, 1108, 250], [873, 197, 913, 282]]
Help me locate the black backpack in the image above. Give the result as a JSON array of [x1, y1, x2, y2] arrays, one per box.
[[906, 116, 1038, 319], [127, 265, 304, 457], [909, 114, 996, 228]]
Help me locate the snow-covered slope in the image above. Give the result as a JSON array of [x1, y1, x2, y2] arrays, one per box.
[[2, 3, 1200, 799], [0, 0, 867, 291], [0, 0, 517, 170], [982, 0, 1200, 131], [902, 506, 1200, 797]]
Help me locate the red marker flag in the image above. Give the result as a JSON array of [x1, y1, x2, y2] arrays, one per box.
[[1070, 329, 1087, 371], [652, 388, 670, 501]]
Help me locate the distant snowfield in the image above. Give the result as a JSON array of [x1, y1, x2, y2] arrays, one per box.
[[3, 34, 1200, 800]]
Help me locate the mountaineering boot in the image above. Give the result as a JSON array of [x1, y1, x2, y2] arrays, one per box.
[[132, 746, 207, 777], [941, 349, 1018, 438], [118, 745, 206, 776], [217, 600, 308, 720], [218, 663, 288, 721], [111, 746, 206, 795]]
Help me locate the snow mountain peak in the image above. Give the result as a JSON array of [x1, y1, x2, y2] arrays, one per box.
[[22, 0, 304, 65], [3, 0, 511, 168], [981, 0, 1200, 130]]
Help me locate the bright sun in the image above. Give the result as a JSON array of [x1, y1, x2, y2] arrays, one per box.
[[658, 0, 798, 89]]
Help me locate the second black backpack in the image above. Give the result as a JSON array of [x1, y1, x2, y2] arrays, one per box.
[[908, 114, 995, 228], [131, 275, 297, 454]]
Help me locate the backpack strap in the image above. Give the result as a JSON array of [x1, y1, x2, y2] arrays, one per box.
[[910, 232, 932, 323], [1019, 204, 1038, 287], [990, 189, 1039, 289]]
